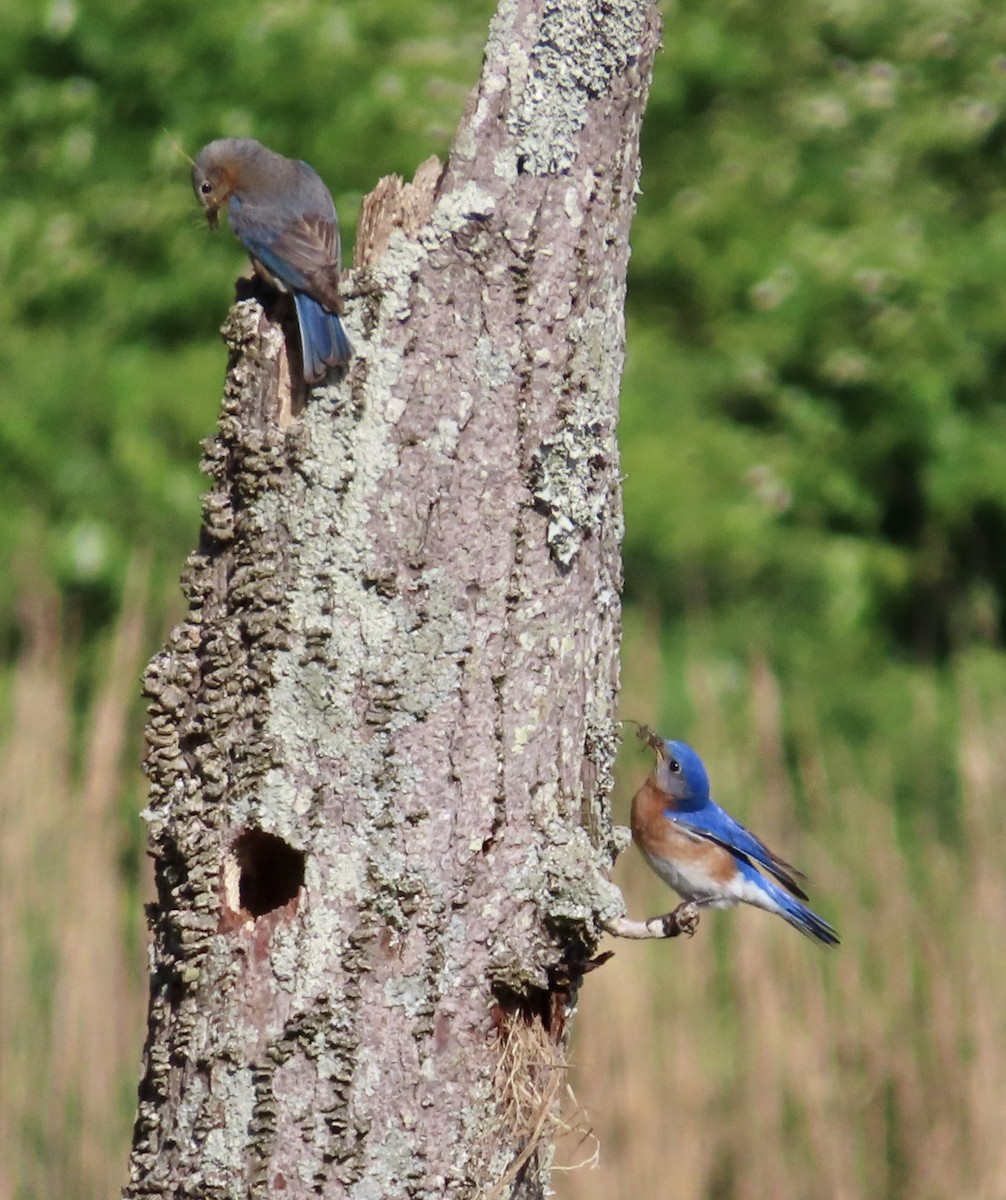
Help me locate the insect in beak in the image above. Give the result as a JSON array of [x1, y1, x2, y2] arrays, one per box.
[[623, 719, 666, 758]]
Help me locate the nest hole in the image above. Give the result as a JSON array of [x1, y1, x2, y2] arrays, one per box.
[[232, 829, 305, 917]]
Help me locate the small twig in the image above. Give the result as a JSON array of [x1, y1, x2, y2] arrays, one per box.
[[603, 902, 701, 940]]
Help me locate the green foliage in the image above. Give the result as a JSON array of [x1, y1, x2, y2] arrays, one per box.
[[624, 0, 1006, 670], [2, 0, 1006, 827], [0, 0, 494, 635]]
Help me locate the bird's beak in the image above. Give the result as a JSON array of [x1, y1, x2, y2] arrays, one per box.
[[204, 204, 221, 230]]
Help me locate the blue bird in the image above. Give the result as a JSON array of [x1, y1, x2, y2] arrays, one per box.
[[192, 138, 352, 383], [630, 730, 839, 946]]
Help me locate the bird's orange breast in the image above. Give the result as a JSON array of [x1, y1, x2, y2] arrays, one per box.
[[630, 778, 739, 886]]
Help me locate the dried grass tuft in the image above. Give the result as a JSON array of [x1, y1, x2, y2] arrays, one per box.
[[488, 1006, 598, 1198]]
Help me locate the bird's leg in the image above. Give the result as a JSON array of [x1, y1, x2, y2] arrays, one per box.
[[660, 901, 700, 938]]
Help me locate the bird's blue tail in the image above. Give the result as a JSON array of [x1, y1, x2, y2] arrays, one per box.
[[737, 859, 839, 946], [293, 292, 352, 382], [775, 885, 840, 946]]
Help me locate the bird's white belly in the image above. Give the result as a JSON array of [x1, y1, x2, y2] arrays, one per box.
[[641, 847, 738, 908], [641, 845, 784, 915]]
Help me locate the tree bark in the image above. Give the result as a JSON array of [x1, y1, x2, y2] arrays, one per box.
[[125, 1, 660, 1196]]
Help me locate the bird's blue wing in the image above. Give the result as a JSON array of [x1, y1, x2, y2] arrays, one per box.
[[669, 801, 809, 900], [229, 199, 338, 292]]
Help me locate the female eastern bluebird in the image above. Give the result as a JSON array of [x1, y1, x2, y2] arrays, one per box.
[[192, 138, 352, 383], [630, 729, 839, 945]]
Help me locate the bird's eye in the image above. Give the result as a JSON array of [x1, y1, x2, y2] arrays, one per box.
[[668, 758, 681, 773], [200, 180, 213, 196]]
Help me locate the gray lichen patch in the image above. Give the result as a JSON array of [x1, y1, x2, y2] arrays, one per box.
[[530, 415, 615, 568], [370, 180, 498, 326], [535, 821, 626, 933], [506, 0, 650, 175], [610, 824, 633, 858]]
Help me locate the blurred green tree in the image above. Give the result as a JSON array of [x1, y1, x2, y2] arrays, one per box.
[[0, 0, 494, 640], [3, 0, 1006, 822], [623, 0, 1006, 671]]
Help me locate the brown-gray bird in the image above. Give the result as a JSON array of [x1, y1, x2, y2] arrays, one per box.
[[192, 138, 351, 382]]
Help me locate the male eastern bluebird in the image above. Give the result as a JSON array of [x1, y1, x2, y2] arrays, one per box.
[[630, 728, 839, 945], [192, 138, 352, 383]]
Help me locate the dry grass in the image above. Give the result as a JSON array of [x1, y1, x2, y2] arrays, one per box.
[[487, 1010, 597, 1199], [2, 591, 1005, 1200], [0, 570, 152, 1200], [558, 624, 1006, 1200]]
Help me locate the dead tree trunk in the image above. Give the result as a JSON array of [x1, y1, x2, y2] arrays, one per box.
[[125, 1, 660, 1196]]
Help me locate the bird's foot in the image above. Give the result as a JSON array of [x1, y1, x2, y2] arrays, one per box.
[[662, 901, 700, 938]]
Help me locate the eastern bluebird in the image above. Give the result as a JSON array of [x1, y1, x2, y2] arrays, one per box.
[[630, 728, 839, 945], [192, 138, 352, 383]]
